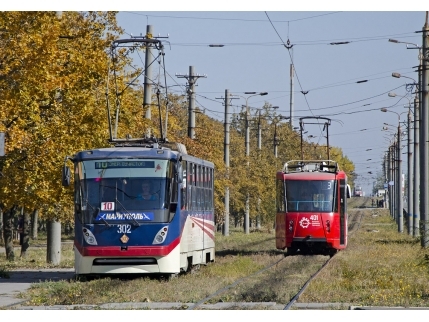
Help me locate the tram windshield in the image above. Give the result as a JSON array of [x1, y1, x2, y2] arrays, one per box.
[[286, 180, 335, 212], [74, 159, 177, 224]]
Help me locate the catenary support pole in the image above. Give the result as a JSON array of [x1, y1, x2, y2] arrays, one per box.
[[290, 63, 294, 128], [413, 95, 420, 237], [223, 89, 230, 236], [407, 107, 413, 235], [176, 66, 206, 139], [397, 123, 403, 232], [257, 110, 262, 151], [143, 25, 153, 137], [421, 14, 429, 247]]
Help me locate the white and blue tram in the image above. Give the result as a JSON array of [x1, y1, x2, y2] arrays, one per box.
[[62, 141, 215, 277]]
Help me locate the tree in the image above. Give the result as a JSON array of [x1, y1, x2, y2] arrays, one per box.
[[0, 11, 123, 260]]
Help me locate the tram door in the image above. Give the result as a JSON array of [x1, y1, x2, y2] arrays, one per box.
[[339, 178, 347, 245], [275, 177, 287, 249]]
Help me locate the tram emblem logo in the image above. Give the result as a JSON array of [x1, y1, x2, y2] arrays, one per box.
[[120, 234, 129, 244], [299, 217, 310, 229]]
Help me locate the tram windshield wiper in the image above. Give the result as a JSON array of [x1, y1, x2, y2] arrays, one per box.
[[115, 199, 140, 227], [93, 207, 111, 227]]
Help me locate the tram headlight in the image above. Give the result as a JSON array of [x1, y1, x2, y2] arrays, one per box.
[[82, 228, 98, 245], [326, 220, 331, 233], [153, 226, 169, 245], [288, 220, 294, 232]]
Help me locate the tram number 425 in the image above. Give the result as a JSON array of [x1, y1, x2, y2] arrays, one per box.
[[117, 224, 131, 234]]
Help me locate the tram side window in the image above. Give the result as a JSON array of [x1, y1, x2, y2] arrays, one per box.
[[192, 185, 197, 210], [171, 163, 178, 204], [197, 186, 200, 210], [187, 162, 193, 210]]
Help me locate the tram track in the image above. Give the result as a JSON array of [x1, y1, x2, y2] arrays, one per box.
[[185, 252, 336, 310], [283, 207, 365, 309], [186, 255, 287, 310], [187, 207, 365, 310]]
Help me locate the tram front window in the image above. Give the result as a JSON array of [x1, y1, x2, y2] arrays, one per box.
[[286, 180, 335, 212], [75, 159, 177, 224]]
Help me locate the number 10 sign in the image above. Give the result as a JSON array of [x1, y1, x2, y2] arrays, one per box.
[[101, 202, 115, 211]]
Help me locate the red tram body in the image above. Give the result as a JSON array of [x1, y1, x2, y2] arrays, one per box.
[[275, 160, 350, 256]]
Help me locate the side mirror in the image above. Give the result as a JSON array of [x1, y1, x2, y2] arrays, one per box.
[[346, 184, 351, 198], [62, 166, 71, 187]]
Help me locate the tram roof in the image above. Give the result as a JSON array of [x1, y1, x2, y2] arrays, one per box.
[[282, 160, 341, 174], [71, 144, 214, 168], [277, 171, 342, 181]]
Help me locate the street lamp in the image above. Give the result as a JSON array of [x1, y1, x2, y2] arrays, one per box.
[[232, 91, 268, 235], [381, 108, 405, 233]]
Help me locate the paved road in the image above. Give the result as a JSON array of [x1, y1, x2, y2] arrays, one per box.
[[0, 268, 75, 308]]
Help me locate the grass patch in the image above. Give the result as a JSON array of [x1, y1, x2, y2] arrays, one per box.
[[298, 206, 429, 308], [0, 244, 74, 269]]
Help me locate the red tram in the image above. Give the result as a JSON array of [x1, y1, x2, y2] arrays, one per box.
[[275, 160, 351, 256]]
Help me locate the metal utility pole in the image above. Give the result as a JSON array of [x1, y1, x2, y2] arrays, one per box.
[[421, 14, 429, 247], [384, 152, 388, 209], [143, 25, 154, 133], [413, 95, 420, 237], [224, 89, 231, 236], [389, 145, 394, 218], [290, 63, 294, 128], [176, 66, 207, 139], [274, 122, 279, 158], [257, 110, 262, 151], [407, 107, 414, 235], [397, 124, 403, 233]]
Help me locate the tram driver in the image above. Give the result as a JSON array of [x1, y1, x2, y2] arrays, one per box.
[[137, 180, 158, 201]]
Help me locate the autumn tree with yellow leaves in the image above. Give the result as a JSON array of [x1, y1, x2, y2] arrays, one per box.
[[0, 11, 122, 259]]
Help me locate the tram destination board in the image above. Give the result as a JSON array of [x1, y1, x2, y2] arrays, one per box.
[[94, 161, 155, 169]]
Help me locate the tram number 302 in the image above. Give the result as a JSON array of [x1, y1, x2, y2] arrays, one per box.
[[117, 224, 131, 234]]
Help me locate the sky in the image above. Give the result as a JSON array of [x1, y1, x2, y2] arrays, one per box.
[[8, 1, 428, 196], [113, 9, 425, 196]]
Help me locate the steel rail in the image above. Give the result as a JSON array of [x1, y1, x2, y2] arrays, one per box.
[[186, 256, 287, 310]]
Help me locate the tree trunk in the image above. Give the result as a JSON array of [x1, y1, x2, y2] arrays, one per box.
[[64, 221, 71, 235], [20, 210, 30, 258], [31, 209, 38, 239], [3, 205, 18, 261]]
